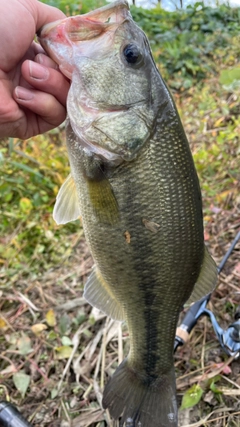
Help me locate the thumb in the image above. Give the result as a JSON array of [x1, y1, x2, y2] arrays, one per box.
[[35, 1, 66, 31], [0, 0, 66, 73]]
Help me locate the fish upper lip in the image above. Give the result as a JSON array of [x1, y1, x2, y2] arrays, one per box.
[[37, 19, 64, 38], [38, 0, 130, 41]]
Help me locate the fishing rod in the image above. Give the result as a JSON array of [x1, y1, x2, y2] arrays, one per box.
[[1, 232, 239, 427], [174, 230, 240, 358], [0, 401, 32, 427]]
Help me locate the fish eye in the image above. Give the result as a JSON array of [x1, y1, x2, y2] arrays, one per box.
[[122, 43, 143, 67]]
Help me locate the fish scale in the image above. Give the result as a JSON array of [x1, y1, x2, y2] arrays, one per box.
[[39, 1, 217, 425]]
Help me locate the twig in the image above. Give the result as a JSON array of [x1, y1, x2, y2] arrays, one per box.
[[58, 324, 86, 392]]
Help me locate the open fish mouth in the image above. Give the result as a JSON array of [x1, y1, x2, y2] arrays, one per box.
[[40, 0, 129, 37], [38, 0, 130, 78]]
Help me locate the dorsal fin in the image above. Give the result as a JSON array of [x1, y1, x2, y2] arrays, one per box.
[[53, 174, 81, 224]]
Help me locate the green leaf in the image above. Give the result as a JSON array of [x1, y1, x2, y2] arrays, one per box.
[[51, 388, 58, 399], [19, 197, 33, 214], [210, 381, 222, 394], [55, 346, 73, 359], [17, 334, 33, 355], [61, 336, 73, 346], [10, 161, 43, 178], [13, 372, 30, 397], [48, 330, 58, 341], [219, 67, 240, 91], [219, 67, 240, 86], [180, 384, 204, 410], [59, 313, 72, 335], [208, 375, 222, 395]]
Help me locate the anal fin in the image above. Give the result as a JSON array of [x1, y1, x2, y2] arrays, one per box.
[[84, 267, 125, 321], [187, 245, 218, 305]]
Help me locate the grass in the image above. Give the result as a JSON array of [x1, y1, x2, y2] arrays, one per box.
[[0, 1, 240, 426]]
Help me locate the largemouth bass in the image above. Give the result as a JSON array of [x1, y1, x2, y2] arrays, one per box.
[[39, 1, 217, 426]]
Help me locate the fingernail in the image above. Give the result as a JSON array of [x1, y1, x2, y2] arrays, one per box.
[[15, 86, 34, 101], [35, 53, 46, 65], [36, 53, 58, 70], [29, 61, 49, 80]]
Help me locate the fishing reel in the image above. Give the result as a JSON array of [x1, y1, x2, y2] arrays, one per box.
[[175, 295, 240, 358], [175, 230, 240, 358], [204, 303, 240, 358]]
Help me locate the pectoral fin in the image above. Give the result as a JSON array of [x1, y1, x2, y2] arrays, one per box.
[[187, 246, 218, 304], [87, 175, 119, 225], [53, 174, 81, 224], [84, 267, 125, 321]]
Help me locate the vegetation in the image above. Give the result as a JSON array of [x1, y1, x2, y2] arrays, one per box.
[[0, 1, 239, 426], [132, 2, 240, 89]]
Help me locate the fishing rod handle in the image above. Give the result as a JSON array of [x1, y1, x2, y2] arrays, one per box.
[[0, 401, 33, 427]]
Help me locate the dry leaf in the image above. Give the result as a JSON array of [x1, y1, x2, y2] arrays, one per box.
[[72, 409, 104, 427], [0, 317, 8, 330], [31, 323, 47, 335], [46, 309, 57, 327]]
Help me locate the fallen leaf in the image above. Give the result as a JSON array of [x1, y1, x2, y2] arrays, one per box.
[[0, 364, 16, 375], [215, 363, 232, 375], [46, 309, 57, 327], [180, 384, 204, 410], [216, 189, 237, 203], [17, 334, 33, 355], [13, 372, 30, 397], [72, 409, 104, 427], [31, 323, 47, 335], [55, 346, 73, 359], [0, 317, 7, 330]]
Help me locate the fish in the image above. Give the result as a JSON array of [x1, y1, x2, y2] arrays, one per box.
[[39, 1, 217, 426]]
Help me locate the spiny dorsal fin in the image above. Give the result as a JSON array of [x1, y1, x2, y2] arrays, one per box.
[[187, 245, 218, 305], [53, 174, 81, 225], [84, 267, 125, 321], [87, 175, 119, 225]]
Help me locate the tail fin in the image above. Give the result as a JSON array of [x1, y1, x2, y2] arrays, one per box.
[[102, 359, 178, 427]]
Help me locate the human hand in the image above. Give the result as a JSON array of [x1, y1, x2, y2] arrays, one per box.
[[0, 0, 70, 140]]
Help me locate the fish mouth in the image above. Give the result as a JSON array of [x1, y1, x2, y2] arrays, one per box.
[[39, 0, 129, 36], [38, 0, 130, 76]]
